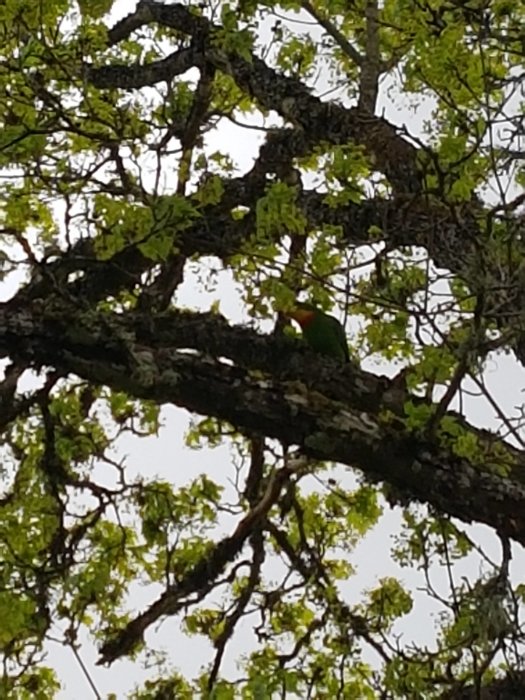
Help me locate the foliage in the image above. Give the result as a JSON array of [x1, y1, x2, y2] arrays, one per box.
[[0, 0, 523, 697]]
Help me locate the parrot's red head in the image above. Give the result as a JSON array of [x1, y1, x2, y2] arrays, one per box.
[[284, 303, 316, 329]]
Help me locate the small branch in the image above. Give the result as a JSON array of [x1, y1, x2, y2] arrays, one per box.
[[301, 1, 364, 68], [207, 530, 264, 691], [267, 522, 391, 664]]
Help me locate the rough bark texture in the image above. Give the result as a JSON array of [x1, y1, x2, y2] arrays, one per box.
[[2, 301, 525, 544]]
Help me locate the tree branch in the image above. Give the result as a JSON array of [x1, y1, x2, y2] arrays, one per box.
[[87, 1, 421, 194], [1, 303, 525, 546], [358, 0, 381, 112], [98, 456, 305, 664], [301, 1, 364, 68]]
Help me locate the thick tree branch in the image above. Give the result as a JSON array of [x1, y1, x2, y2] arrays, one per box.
[[1, 303, 525, 546], [87, 1, 421, 194], [11, 184, 525, 361], [358, 0, 381, 112], [444, 670, 525, 700]]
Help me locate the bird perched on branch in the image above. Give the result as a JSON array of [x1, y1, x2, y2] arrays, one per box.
[[285, 302, 350, 363]]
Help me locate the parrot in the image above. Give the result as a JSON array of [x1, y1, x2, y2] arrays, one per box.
[[285, 302, 350, 363]]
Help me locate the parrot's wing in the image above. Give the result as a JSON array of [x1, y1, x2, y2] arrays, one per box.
[[329, 316, 350, 362], [339, 327, 350, 363]]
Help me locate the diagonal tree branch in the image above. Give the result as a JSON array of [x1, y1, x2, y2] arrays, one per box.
[[10, 182, 525, 363], [87, 1, 422, 194], [1, 302, 525, 546], [301, 1, 364, 68], [98, 456, 305, 665]]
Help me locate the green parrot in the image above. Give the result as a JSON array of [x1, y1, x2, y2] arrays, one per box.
[[285, 302, 350, 362]]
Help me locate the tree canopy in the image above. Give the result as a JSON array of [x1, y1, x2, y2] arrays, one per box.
[[0, 0, 524, 697]]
